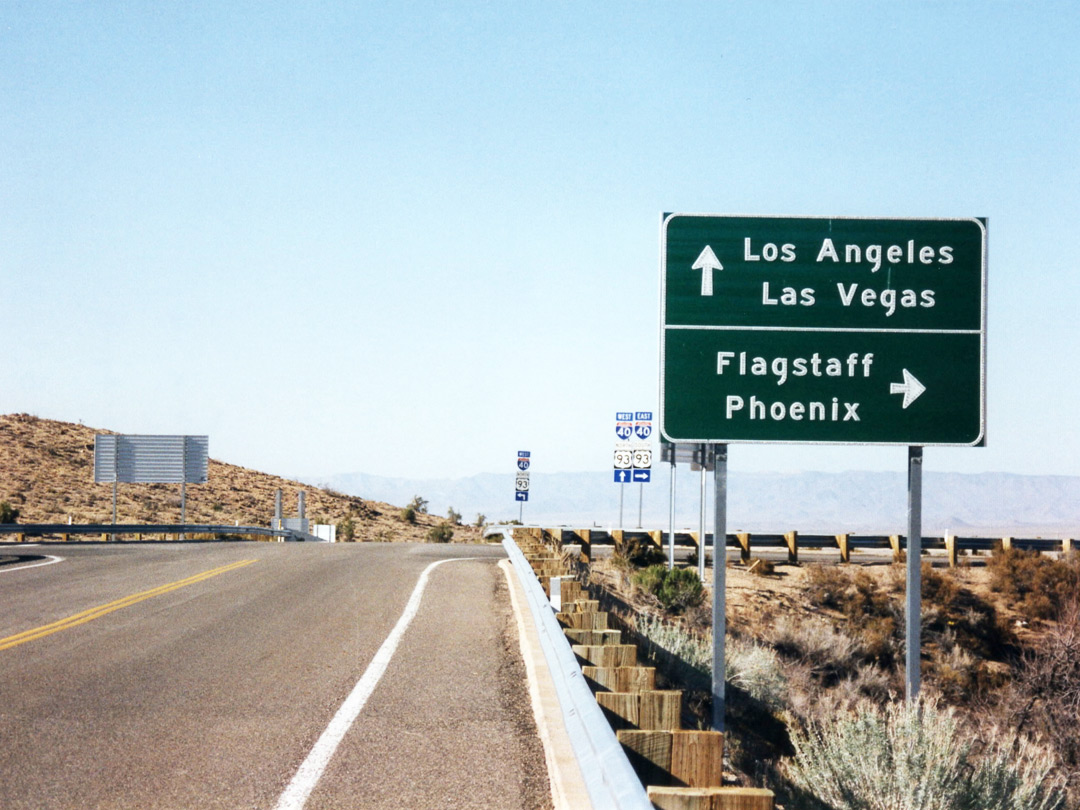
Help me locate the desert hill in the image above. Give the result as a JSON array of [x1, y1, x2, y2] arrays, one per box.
[[0, 413, 478, 543]]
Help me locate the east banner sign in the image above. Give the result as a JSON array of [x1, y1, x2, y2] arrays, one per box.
[[659, 215, 986, 446]]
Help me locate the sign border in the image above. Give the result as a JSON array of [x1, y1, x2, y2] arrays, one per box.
[[658, 213, 987, 447]]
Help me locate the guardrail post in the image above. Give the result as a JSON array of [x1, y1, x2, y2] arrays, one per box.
[[62, 533, 69, 543], [17, 532, 25, 543], [579, 529, 591, 563], [736, 532, 751, 564], [945, 533, 957, 568], [836, 533, 851, 563], [889, 534, 902, 562], [783, 531, 798, 564], [1001, 536, 1013, 551], [1064, 538, 1075, 559], [648, 530, 663, 549]]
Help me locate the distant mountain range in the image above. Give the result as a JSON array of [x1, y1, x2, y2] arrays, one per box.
[[306, 469, 1080, 537]]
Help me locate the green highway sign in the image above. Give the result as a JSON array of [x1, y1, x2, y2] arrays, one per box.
[[659, 215, 987, 446]]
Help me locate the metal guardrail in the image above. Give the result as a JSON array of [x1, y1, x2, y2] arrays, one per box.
[[0, 523, 293, 540], [499, 529, 653, 810], [530, 526, 1074, 565]]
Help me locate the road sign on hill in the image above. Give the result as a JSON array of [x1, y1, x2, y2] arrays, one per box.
[[659, 215, 986, 446]]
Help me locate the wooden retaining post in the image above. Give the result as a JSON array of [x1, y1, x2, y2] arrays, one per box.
[[1001, 536, 1013, 551], [784, 530, 798, 564], [649, 530, 664, 549], [583, 666, 656, 692], [596, 690, 681, 731], [836, 533, 851, 564], [647, 787, 774, 810], [1064, 538, 1075, 559], [736, 532, 751, 564]]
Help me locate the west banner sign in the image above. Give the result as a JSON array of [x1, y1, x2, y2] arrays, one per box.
[[659, 215, 986, 446]]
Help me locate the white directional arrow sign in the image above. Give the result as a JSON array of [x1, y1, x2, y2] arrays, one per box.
[[890, 369, 927, 409], [691, 245, 723, 297]]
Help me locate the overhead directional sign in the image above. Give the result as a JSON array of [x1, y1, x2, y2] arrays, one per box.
[[660, 215, 987, 446]]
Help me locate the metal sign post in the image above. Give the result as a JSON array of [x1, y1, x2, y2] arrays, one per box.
[[906, 446, 923, 700], [712, 444, 728, 733], [668, 458, 676, 570]]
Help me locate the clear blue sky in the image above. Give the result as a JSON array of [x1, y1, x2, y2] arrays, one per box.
[[3, 2, 1077, 480]]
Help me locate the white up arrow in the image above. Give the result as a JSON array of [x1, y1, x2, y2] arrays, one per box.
[[692, 245, 723, 296], [890, 369, 926, 409]]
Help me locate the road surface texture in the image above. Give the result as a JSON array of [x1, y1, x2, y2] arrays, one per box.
[[0, 541, 551, 809]]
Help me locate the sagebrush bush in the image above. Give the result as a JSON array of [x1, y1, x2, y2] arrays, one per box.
[[988, 547, 1080, 620], [769, 615, 863, 684], [631, 565, 705, 613], [426, 521, 453, 543], [785, 697, 1064, 810], [634, 615, 788, 710], [631, 564, 667, 596]]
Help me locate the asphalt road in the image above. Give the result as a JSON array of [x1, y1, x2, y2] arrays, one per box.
[[0, 541, 550, 809]]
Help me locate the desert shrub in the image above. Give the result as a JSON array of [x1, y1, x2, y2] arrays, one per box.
[[399, 506, 416, 524], [922, 563, 1014, 664], [636, 612, 711, 674], [406, 495, 428, 514], [474, 513, 486, 528], [805, 565, 852, 610], [727, 636, 788, 711], [785, 696, 1064, 810], [988, 547, 1080, 620], [0, 501, 19, 523], [1005, 597, 1080, 802], [446, 507, 462, 525], [337, 514, 356, 542], [613, 535, 666, 572], [802, 567, 902, 668], [659, 567, 705, 612], [631, 564, 667, 596], [426, 522, 454, 543], [631, 564, 704, 612], [770, 616, 863, 684]]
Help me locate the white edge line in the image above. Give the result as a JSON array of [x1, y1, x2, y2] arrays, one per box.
[[273, 556, 481, 810], [0, 555, 64, 574]]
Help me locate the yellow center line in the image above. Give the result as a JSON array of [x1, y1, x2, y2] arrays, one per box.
[[0, 559, 258, 652]]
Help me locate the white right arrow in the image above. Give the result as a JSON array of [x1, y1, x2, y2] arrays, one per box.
[[691, 245, 723, 296], [890, 369, 926, 409]]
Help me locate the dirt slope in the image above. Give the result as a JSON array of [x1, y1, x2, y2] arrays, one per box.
[[0, 413, 478, 543]]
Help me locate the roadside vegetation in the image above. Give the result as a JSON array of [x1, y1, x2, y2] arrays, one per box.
[[582, 544, 1078, 809]]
